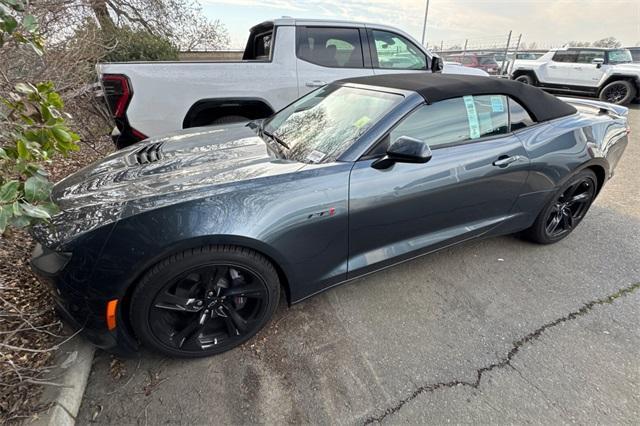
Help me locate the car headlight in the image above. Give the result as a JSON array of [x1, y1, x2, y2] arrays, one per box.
[[31, 243, 72, 275]]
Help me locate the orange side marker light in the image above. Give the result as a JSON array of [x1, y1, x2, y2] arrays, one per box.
[[106, 299, 118, 331]]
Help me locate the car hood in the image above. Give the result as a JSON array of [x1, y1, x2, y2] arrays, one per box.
[[54, 124, 302, 208], [36, 124, 305, 248]]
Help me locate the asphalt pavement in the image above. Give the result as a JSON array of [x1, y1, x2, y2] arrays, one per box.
[[78, 105, 640, 425]]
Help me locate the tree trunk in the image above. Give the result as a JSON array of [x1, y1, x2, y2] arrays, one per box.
[[90, 0, 116, 33]]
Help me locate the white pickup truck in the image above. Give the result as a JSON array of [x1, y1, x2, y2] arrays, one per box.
[[509, 47, 640, 106], [97, 17, 487, 147]]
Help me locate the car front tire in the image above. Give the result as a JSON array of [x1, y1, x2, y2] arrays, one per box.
[[129, 245, 280, 358], [523, 169, 597, 244]]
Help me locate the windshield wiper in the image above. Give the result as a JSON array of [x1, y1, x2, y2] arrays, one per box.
[[262, 130, 290, 150]]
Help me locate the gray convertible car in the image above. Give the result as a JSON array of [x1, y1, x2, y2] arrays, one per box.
[[31, 74, 629, 357]]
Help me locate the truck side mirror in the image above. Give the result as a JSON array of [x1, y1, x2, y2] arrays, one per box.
[[592, 58, 604, 68], [431, 56, 444, 73]]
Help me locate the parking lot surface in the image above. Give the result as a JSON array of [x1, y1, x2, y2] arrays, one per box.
[[78, 106, 639, 425]]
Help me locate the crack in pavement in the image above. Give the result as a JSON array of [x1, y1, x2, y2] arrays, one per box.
[[363, 281, 640, 424]]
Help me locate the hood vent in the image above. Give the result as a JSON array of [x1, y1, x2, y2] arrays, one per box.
[[134, 142, 164, 165]]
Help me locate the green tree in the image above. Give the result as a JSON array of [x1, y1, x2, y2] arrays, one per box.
[[103, 26, 179, 62], [0, 0, 79, 234]]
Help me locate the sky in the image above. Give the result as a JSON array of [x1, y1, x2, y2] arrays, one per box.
[[201, 0, 640, 50]]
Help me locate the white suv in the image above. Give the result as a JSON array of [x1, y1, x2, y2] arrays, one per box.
[[509, 47, 640, 105]]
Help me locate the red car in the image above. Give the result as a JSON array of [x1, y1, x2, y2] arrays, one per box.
[[445, 54, 500, 75]]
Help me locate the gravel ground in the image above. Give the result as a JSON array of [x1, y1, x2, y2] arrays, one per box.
[[77, 106, 640, 425]]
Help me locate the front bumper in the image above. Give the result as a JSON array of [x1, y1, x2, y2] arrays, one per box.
[[30, 243, 139, 355]]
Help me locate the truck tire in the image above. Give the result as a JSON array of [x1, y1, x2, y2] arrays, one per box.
[[514, 74, 534, 85], [210, 115, 249, 125], [599, 80, 636, 105]]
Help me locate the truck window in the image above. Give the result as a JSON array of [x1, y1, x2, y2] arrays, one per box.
[[576, 50, 604, 64], [242, 23, 275, 60], [369, 30, 427, 70], [296, 27, 364, 68], [552, 51, 578, 63], [254, 32, 272, 59]]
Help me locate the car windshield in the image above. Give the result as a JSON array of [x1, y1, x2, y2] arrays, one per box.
[[262, 86, 403, 163], [607, 49, 633, 64]]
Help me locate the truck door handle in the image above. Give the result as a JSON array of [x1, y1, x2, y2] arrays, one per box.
[[573, 67, 582, 70], [548, 65, 558, 69], [493, 155, 520, 167], [305, 80, 327, 88]]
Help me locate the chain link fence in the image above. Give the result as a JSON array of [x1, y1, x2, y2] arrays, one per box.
[[427, 32, 556, 75]]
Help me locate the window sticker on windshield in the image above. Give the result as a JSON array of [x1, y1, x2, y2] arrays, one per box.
[[463, 95, 481, 139], [306, 150, 326, 164], [490, 96, 505, 113], [354, 116, 372, 129]]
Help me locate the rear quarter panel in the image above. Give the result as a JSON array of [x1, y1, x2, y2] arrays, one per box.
[[510, 111, 627, 224]]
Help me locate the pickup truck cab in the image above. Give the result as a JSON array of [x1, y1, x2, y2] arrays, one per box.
[[98, 17, 487, 147], [509, 47, 640, 106]]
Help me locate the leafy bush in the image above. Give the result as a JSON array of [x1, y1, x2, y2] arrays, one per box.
[[0, 0, 79, 234], [103, 27, 179, 62]]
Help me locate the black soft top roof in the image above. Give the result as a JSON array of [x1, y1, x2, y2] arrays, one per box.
[[338, 74, 577, 122]]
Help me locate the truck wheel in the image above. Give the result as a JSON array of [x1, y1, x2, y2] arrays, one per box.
[[211, 115, 249, 125], [599, 80, 636, 105], [514, 74, 534, 85]]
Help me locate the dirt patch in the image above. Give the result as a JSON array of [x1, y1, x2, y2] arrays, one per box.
[[0, 137, 113, 423]]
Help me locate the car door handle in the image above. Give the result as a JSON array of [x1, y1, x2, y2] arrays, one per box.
[[493, 155, 521, 167], [573, 67, 582, 70], [305, 80, 327, 88], [548, 65, 558, 69]]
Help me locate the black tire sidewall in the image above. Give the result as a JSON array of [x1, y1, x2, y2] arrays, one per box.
[[515, 75, 534, 85], [210, 115, 249, 125], [599, 80, 636, 105], [525, 169, 597, 244], [129, 246, 280, 358]]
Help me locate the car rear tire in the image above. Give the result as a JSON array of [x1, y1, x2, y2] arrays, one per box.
[[599, 80, 636, 105], [522, 169, 597, 245], [129, 245, 280, 358], [514, 74, 535, 85]]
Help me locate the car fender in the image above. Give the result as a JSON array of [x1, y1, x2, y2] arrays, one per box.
[[115, 233, 295, 303]]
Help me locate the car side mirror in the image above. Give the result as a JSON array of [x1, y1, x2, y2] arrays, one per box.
[[372, 136, 432, 169], [431, 56, 444, 73], [592, 58, 604, 68]]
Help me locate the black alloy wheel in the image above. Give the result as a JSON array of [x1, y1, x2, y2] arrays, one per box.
[[130, 246, 280, 358], [543, 178, 596, 238], [599, 80, 636, 105], [524, 169, 597, 244]]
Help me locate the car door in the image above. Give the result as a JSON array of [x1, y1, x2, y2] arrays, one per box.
[[295, 25, 373, 97], [347, 95, 530, 277], [540, 51, 577, 84], [569, 50, 606, 87], [367, 28, 430, 76]]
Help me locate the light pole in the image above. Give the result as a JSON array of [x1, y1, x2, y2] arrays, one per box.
[[421, 0, 430, 46]]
